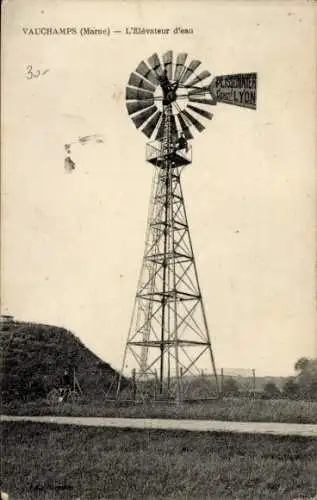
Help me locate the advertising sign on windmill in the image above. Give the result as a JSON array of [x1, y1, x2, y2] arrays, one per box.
[[210, 73, 257, 110]]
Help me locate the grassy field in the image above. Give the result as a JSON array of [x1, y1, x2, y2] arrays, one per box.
[[2, 397, 317, 424], [1, 421, 317, 499]]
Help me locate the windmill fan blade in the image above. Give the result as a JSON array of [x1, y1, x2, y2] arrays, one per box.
[[126, 99, 154, 115], [131, 105, 158, 129], [128, 72, 156, 92], [141, 110, 162, 138], [174, 53, 188, 81], [188, 86, 210, 94], [186, 70, 212, 87], [136, 60, 159, 86], [181, 109, 205, 132], [187, 104, 213, 120], [148, 53, 163, 77], [176, 113, 193, 140], [179, 60, 201, 84], [163, 50, 173, 80], [188, 96, 217, 105], [126, 86, 154, 101]]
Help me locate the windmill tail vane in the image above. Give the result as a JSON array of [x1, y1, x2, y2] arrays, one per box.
[[116, 51, 257, 401]]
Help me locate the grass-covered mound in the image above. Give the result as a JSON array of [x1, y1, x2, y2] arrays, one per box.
[[0, 320, 126, 403]]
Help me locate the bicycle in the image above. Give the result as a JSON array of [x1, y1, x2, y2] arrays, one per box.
[[47, 386, 80, 404]]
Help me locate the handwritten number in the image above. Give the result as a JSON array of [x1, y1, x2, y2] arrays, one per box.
[[26, 65, 49, 79], [26, 65, 34, 79]]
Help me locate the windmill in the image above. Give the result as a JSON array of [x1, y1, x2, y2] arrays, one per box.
[[116, 51, 257, 401]]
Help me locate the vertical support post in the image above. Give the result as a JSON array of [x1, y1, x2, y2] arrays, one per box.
[[154, 370, 158, 401], [159, 168, 168, 394], [220, 368, 224, 396], [159, 105, 172, 395], [132, 368, 136, 401], [179, 367, 183, 402]]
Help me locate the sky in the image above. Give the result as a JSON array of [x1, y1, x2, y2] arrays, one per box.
[[1, 0, 316, 377]]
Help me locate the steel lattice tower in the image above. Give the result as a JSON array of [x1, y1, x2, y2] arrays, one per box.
[[116, 51, 257, 400]]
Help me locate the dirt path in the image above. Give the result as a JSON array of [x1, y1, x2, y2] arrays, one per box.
[[1, 415, 316, 436]]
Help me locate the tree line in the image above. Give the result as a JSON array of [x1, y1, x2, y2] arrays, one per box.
[[222, 357, 317, 400]]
